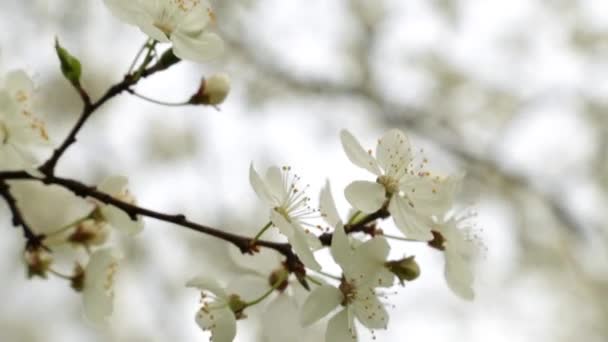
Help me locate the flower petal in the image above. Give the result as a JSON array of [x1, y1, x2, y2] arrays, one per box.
[[250, 163, 276, 207], [344, 181, 385, 214], [263, 295, 303, 342], [389, 195, 433, 241], [265, 166, 285, 201], [290, 225, 322, 271], [326, 309, 357, 342], [171, 31, 224, 63], [98, 175, 128, 196], [103, 0, 143, 26], [195, 305, 236, 342], [82, 248, 121, 327], [320, 180, 341, 227], [445, 248, 475, 300], [340, 130, 381, 175], [100, 206, 143, 235], [375, 129, 411, 179], [300, 285, 343, 326], [186, 276, 227, 298], [352, 287, 388, 329], [330, 223, 352, 268], [400, 174, 462, 216]]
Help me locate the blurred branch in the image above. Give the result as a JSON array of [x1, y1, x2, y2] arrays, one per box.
[[223, 23, 584, 235]]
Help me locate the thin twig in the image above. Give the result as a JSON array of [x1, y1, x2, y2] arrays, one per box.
[[0, 180, 45, 249]]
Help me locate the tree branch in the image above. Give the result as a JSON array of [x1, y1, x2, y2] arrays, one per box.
[[0, 180, 44, 249], [39, 49, 181, 176]]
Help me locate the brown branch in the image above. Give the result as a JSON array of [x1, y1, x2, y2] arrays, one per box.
[[0, 180, 45, 249], [39, 49, 181, 176]]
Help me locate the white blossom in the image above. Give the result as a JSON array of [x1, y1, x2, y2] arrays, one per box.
[[300, 225, 392, 341], [186, 277, 240, 342], [0, 70, 49, 173], [103, 0, 223, 63], [431, 211, 482, 300], [82, 248, 121, 326], [97, 175, 144, 235], [340, 129, 460, 241], [249, 164, 321, 270]]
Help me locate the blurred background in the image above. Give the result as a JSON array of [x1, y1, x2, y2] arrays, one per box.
[[1, 0, 607, 341]]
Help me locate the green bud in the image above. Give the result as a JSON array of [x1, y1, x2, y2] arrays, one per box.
[[54, 38, 82, 86], [385, 256, 420, 285]]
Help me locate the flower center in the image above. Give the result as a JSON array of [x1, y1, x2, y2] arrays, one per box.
[[377, 175, 399, 196], [339, 279, 357, 306]]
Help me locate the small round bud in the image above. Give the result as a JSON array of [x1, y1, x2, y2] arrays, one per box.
[[189, 73, 231, 106], [385, 256, 420, 285]]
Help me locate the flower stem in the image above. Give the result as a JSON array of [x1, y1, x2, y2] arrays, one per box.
[[346, 210, 363, 225], [48, 268, 73, 280], [250, 222, 273, 245], [311, 269, 341, 281], [127, 90, 190, 107], [381, 233, 423, 242], [244, 271, 287, 308], [127, 39, 152, 75]]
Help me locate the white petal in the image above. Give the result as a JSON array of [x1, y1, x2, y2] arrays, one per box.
[[375, 129, 411, 179], [227, 275, 269, 302], [351, 237, 391, 284], [263, 295, 302, 342], [388, 195, 433, 241], [98, 175, 128, 196], [82, 249, 121, 326], [300, 285, 343, 326], [445, 249, 475, 300], [290, 225, 322, 271], [320, 180, 341, 227], [186, 276, 227, 298], [171, 31, 224, 63], [330, 223, 352, 268], [195, 305, 237, 342], [270, 210, 294, 236], [400, 174, 462, 216], [340, 130, 381, 175], [5, 69, 34, 98], [326, 309, 357, 342], [228, 243, 281, 276], [103, 0, 143, 25], [177, 3, 212, 34], [100, 206, 143, 235], [352, 288, 388, 329], [250, 163, 275, 207], [344, 181, 385, 214], [265, 166, 285, 201]]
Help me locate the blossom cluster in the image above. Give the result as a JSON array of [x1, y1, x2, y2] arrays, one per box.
[[0, 1, 484, 341], [186, 129, 482, 342]]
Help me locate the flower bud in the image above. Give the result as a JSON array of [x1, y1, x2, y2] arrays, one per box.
[[54, 37, 82, 86], [189, 73, 231, 106], [268, 267, 289, 292], [70, 263, 86, 292], [24, 247, 53, 279], [385, 256, 420, 285]]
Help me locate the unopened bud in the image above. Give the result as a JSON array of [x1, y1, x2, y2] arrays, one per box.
[[54, 37, 82, 86], [189, 73, 231, 106], [24, 247, 53, 279], [385, 256, 420, 285]]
